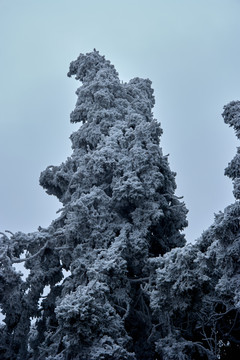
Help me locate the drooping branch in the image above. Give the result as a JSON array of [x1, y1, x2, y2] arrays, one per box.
[[128, 277, 150, 283], [5, 230, 14, 236], [11, 241, 49, 264]]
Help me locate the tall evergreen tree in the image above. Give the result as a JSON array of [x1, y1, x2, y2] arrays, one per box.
[[0, 50, 187, 359], [150, 101, 240, 360]]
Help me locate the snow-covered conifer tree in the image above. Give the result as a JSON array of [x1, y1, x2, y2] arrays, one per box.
[[0, 50, 187, 359], [150, 101, 240, 360]]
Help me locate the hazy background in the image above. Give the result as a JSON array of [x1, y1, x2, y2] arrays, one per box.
[[0, 0, 240, 242]]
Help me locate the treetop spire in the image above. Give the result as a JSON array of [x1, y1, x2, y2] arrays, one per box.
[[67, 49, 118, 83]]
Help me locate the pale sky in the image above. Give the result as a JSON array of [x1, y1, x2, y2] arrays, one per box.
[[0, 0, 240, 242]]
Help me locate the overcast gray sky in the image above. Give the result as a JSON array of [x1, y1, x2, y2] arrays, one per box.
[[0, 0, 240, 242]]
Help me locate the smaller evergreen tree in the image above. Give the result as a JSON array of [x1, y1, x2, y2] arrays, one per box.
[[150, 101, 240, 360]]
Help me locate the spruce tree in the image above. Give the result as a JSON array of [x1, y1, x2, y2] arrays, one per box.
[[0, 50, 187, 359], [150, 101, 240, 360]]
